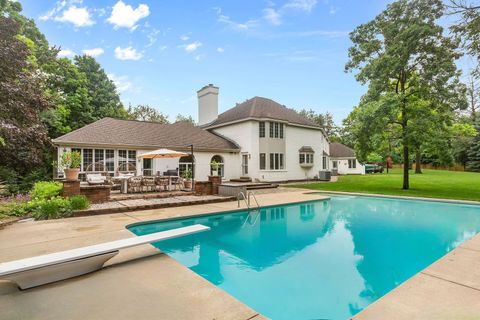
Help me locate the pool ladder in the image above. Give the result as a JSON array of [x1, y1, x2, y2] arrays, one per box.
[[238, 191, 261, 227], [237, 191, 260, 210]]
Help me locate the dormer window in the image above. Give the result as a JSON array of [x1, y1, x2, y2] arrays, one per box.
[[299, 146, 314, 168]]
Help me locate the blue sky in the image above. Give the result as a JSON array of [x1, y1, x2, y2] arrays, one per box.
[[20, 0, 396, 123]]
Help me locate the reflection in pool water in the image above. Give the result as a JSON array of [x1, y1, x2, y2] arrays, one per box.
[[129, 196, 480, 320]]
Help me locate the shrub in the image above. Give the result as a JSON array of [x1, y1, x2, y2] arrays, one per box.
[[31, 197, 73, 220], [68, 195, 89, 210], [30, 181, 63, 200]]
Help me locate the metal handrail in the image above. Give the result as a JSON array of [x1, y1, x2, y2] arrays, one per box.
[[247, 191, 260, 210], [237, 192, 249, 208]]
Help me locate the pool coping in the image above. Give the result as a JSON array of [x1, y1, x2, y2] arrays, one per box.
[[302, 190, 480, 206], [125, 197, 331, 229]]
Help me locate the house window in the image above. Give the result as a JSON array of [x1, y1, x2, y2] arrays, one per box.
[[118, 150, 127, 171], [179, 155, 195, 177], [94, 149, 104, 171], [83, 149, 93, 171], [269, 153, 284, 170], [118, 150, 136, 172], [299, 153, 314, 164], [105, 150, 115, 172], [280, 123, 284, 138], [143, 158, 153, 176], [323, 156, 327, 170], [259, 153, 266, 170], [210, 155, 224, 177], [348, 159, 356, 169], [128, 150, 136, 170], [274, 122, 279, 138], [259, 122, 265, 138], [71, 148, 82, 171], [269, 122, 274, 138], [332, 160, 338, 169]]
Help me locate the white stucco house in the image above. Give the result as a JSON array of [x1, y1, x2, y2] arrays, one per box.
[[329, 143, 365, 175], [53, 84, 342, 182]]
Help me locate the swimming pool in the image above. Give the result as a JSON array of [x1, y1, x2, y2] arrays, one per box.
[[128, 196, 480, 319]]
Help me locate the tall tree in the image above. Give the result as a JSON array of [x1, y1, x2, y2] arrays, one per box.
[[127, 104, 169, 123], [74, 55, 128, 120], [299, 109, 340, 139], [345, 0, 464, 189], [467, 120, 480, 170], [175, 114, 195, 124], [0, 17, 52, 175], [466, 75, 479, 122]]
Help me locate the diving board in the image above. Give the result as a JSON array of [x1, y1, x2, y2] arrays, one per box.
[[0, 224, 210, 289]]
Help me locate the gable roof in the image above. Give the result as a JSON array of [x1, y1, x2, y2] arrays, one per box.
[[204, 96, 321, 129], [329, 143, 356, 158], [52, 118, 239, 152]]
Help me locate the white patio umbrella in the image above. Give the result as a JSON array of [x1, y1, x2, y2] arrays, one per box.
[[137, 148, 189, 159]]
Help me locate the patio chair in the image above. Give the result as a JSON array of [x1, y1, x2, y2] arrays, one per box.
[[155, 176, 169, 191], [127, 176, 142, 193], [86, 173, 107, 185], [141, 176, 156, 193], [170, 176, 182, 190]]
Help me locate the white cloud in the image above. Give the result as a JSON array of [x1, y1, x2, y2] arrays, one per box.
[[215, 7, 259, 31], [82, 48, 104, 57], [284, 0, 317, 12], [58, 49, 76, 58], [180, 35, 190, 41], [55, 5, 95, 27], [114, 46, 143, 60], [217, 47, 225, 53], [107, 1, 150, 30], [146, 28, 160, 47], [263, 8, 281, 26], [108, 73, 132, 92], [184, 41, 202, 53]]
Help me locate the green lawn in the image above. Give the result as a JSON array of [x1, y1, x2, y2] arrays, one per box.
[[292, 169, 480, 202]]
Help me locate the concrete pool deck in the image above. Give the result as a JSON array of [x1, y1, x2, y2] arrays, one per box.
[[1, 188, 480, 319]]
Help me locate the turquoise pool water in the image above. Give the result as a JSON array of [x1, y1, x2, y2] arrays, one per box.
[[128, 196, 480, 319]]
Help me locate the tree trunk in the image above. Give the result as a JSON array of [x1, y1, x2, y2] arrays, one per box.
[[403, 145, 409, 189], [415, 149, 422, 174]]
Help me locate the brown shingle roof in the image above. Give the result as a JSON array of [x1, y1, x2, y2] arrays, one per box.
[[52, 118, 239, 152], [204, 96, 321, 128], [329, 143, 355, 158]]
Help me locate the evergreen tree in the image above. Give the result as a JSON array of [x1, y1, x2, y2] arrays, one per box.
[[74, 55, 128, 120]]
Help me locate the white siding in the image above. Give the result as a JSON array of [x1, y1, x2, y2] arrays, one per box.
[[331, 158, 365, 175]]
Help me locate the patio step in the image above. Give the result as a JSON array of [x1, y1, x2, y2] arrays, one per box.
[[230, 177, 252, 183], [246, 183, 278, 190]]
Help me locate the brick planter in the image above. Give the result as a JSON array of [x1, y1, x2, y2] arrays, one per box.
[[195, 181, 213, 195], [208, 175, 222, 195], [62, 180, 80, 197], [80, 185, 111, 203]]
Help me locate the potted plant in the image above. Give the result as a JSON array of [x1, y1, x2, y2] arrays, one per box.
[[182, 169, 193, 189], [56, 151, 81, 181], [210, 160, 220, 176]]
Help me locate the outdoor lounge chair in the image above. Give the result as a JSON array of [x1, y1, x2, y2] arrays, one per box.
[[0, 224, 210, 289]]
